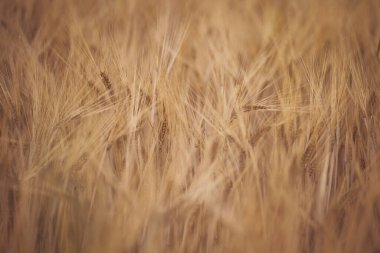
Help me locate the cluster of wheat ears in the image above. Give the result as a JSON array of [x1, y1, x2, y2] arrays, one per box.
[[0, 0, 379, 252]]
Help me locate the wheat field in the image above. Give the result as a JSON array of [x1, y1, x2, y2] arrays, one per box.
[[0, 0, 380, 252]]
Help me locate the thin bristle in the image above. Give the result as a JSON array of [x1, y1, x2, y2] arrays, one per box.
[[1, 0, 380, 252]]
